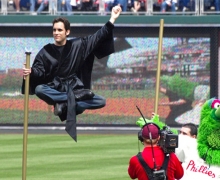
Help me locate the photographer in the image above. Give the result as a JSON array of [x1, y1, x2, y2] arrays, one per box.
[[128, 123, 183, 180]]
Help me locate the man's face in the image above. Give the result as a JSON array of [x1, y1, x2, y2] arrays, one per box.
[[179, 127, 196, 138], [53, 22, 70, 46]]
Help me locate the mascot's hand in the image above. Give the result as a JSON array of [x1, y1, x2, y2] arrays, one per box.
[[136, 113, 178, 134], [136, 113, 159, 128], [136, 118, 148, 128], [151, 113, 160, 122]]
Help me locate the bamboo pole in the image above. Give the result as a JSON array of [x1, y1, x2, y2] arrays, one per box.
[[154, 19, 164, 114], [22, 51, 31, 180]]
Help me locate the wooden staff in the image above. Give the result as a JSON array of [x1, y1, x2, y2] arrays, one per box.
[[154, 19, 164, 114], [22, 50, 31, 180]]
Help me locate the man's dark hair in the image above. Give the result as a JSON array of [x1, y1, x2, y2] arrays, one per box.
[[52, 17, 70, 31], [182, 123, 198, 136]]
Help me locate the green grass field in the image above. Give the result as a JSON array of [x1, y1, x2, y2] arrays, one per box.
[[0, 134, 142, 180]]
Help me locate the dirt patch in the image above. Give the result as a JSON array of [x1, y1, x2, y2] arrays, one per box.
[[0, 98, 170, 118]]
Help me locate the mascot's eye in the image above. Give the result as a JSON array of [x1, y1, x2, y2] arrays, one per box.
[[214, 103, 220, 109], [211, 100, 220, 109]]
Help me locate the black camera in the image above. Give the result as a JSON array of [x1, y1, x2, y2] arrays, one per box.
[[158, 126, 178, 154]]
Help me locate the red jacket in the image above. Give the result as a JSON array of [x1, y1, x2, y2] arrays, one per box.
[[128, 146, 184, 180]]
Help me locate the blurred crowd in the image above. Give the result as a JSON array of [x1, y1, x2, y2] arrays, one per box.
[[0, 0, 219, 15]]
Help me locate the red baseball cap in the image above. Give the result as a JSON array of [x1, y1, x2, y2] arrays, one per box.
[[142, 123, 160, 139]]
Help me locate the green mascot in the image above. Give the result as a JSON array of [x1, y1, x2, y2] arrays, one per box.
[[197, 98, 220, 165]]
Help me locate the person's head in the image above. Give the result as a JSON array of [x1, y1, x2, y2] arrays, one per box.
[[179, 123, 197, 138], [52, 17, 71, 46], [141, 123, 160, 145]]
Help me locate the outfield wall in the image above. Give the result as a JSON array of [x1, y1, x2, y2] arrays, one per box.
[[0, 16, 219, 127]]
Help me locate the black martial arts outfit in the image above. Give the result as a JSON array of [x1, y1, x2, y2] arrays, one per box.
[[21, 21, 115, 141]]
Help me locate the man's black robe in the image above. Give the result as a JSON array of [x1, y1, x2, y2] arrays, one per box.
[[22, 21, 115, 141]]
